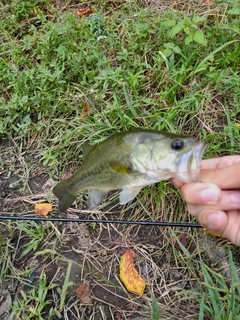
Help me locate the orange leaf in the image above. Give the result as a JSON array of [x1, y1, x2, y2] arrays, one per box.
[[76, 284, 93, 304], [76, 8, 92, 17], [119, 249, 146, 296], [34, 203, 52, 216]]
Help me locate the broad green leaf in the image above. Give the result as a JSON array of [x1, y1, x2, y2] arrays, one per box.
[[164, 43, 182, 55], [185, 34, 193, 45], [184, 26, 191, 35], [227, 8, 240, 15], [162, 48, 172, 57], [193, 30, 207, 45], [168, 22, 184, 38], [183, 15, 191, 26], [192, 16, 206, 24], [161, 20, 176, 27]]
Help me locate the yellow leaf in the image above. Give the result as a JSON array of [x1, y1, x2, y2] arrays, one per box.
[[119, 249, 146, 296], [203, 228, 223, 238], [34, 203, 52, 216], [33, 7, 38, 14]]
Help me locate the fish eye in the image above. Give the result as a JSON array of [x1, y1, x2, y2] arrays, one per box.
[[171, 139, 184, 151]]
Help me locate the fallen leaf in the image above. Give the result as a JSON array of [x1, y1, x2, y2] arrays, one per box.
[[76, 8, 92, 17], [76, 284, 93, 304], [119, 249, 146, 296], [174, 234, 196, 253], [81, 102, 91, 119], [202, 0, 214, 4], [178, 234, 188, 248], [115, 313, 121, 320], [145, 70, 152, 79], [34, 203, 52, 216]]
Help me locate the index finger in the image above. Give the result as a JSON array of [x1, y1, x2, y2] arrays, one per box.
[[171, 155, 240, 188], [201, 161, 240, 189], [201, 155, 240, 170]]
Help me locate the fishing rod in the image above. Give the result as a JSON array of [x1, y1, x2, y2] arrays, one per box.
[[0, 215, 202, 228]]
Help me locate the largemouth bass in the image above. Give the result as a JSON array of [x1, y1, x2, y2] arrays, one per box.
[[53, 130, 206, 212]]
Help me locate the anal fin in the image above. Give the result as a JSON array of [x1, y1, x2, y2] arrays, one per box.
[[119, 187, 142, 205], [87, 190, 107, 209]]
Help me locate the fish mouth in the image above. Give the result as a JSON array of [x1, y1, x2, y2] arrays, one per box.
[[177, 142, 207, 183]]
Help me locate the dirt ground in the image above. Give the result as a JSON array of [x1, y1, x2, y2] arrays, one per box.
[[1, 139, 239, 320]]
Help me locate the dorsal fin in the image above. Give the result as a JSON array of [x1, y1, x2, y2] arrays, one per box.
[[82, 144, 95, 158]]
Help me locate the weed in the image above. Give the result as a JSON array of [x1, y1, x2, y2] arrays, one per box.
[[151, 291, 160, 320], [199, 248, 240, 320], [1, 0, 240, 319], [9, 271, 60, 320]]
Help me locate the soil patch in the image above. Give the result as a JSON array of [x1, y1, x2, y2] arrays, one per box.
[[0, 140, 238, 319]]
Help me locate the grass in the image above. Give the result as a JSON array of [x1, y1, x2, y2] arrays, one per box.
[[199, 248, 240, 320], [0, 0, 240, 319]]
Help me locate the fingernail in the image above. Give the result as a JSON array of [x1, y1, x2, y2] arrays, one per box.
[[200, 187, 220, 203], [230, 192, 240, 204]]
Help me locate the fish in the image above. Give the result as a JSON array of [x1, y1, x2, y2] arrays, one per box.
[[53, 130, 206, 212]]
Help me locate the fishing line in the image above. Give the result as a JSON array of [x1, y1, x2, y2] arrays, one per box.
[[0, 215, 202, 228]]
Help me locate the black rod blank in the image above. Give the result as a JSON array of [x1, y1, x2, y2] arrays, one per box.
[[0, 215, 202, 228]]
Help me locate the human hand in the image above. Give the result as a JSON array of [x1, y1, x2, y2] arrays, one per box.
[[172, 155, 240, 245]]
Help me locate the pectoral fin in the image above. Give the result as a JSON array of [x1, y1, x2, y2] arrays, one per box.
[[119, 187, 142, 205], [87, 190, 107, 209], [109, 162, 132, 174]]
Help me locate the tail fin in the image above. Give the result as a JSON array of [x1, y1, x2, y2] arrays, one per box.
[[53, 180, 76, 212]]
